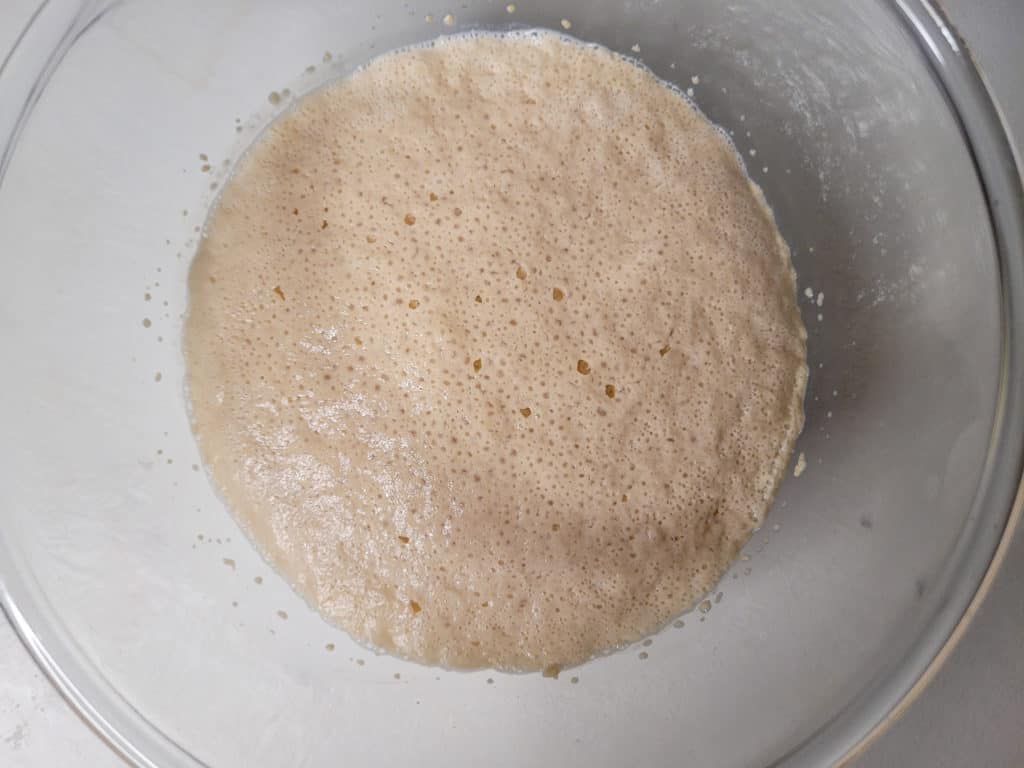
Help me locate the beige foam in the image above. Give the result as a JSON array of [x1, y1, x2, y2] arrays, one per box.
[[185, 31, 807, 671]]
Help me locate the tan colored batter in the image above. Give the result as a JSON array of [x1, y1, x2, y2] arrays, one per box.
[[185, 31, 807, 671]]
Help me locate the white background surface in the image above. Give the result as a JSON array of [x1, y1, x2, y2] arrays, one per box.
[[1, 1, 1021, 765]]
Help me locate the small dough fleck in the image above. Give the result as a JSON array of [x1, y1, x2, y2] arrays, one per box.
[[794, 451, 807, 477]]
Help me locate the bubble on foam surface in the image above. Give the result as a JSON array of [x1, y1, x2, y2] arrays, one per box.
[[184, 31, 807, 672]]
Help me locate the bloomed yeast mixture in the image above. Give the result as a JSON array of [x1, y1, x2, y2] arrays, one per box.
[[185, 31, 807, 671]]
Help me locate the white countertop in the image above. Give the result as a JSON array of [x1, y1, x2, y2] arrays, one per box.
[[2, 1, 1022, 765]]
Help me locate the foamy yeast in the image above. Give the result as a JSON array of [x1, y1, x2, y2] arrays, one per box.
[[185, 31, 807, 671]]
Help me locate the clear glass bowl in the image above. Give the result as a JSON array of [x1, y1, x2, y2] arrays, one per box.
[[1, 1, 1022, 766]]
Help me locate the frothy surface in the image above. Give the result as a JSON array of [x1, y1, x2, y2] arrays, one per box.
[[185, 31, 807, 671]]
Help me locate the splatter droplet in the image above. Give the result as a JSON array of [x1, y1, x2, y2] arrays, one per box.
[[793, 452, 807, 477]]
